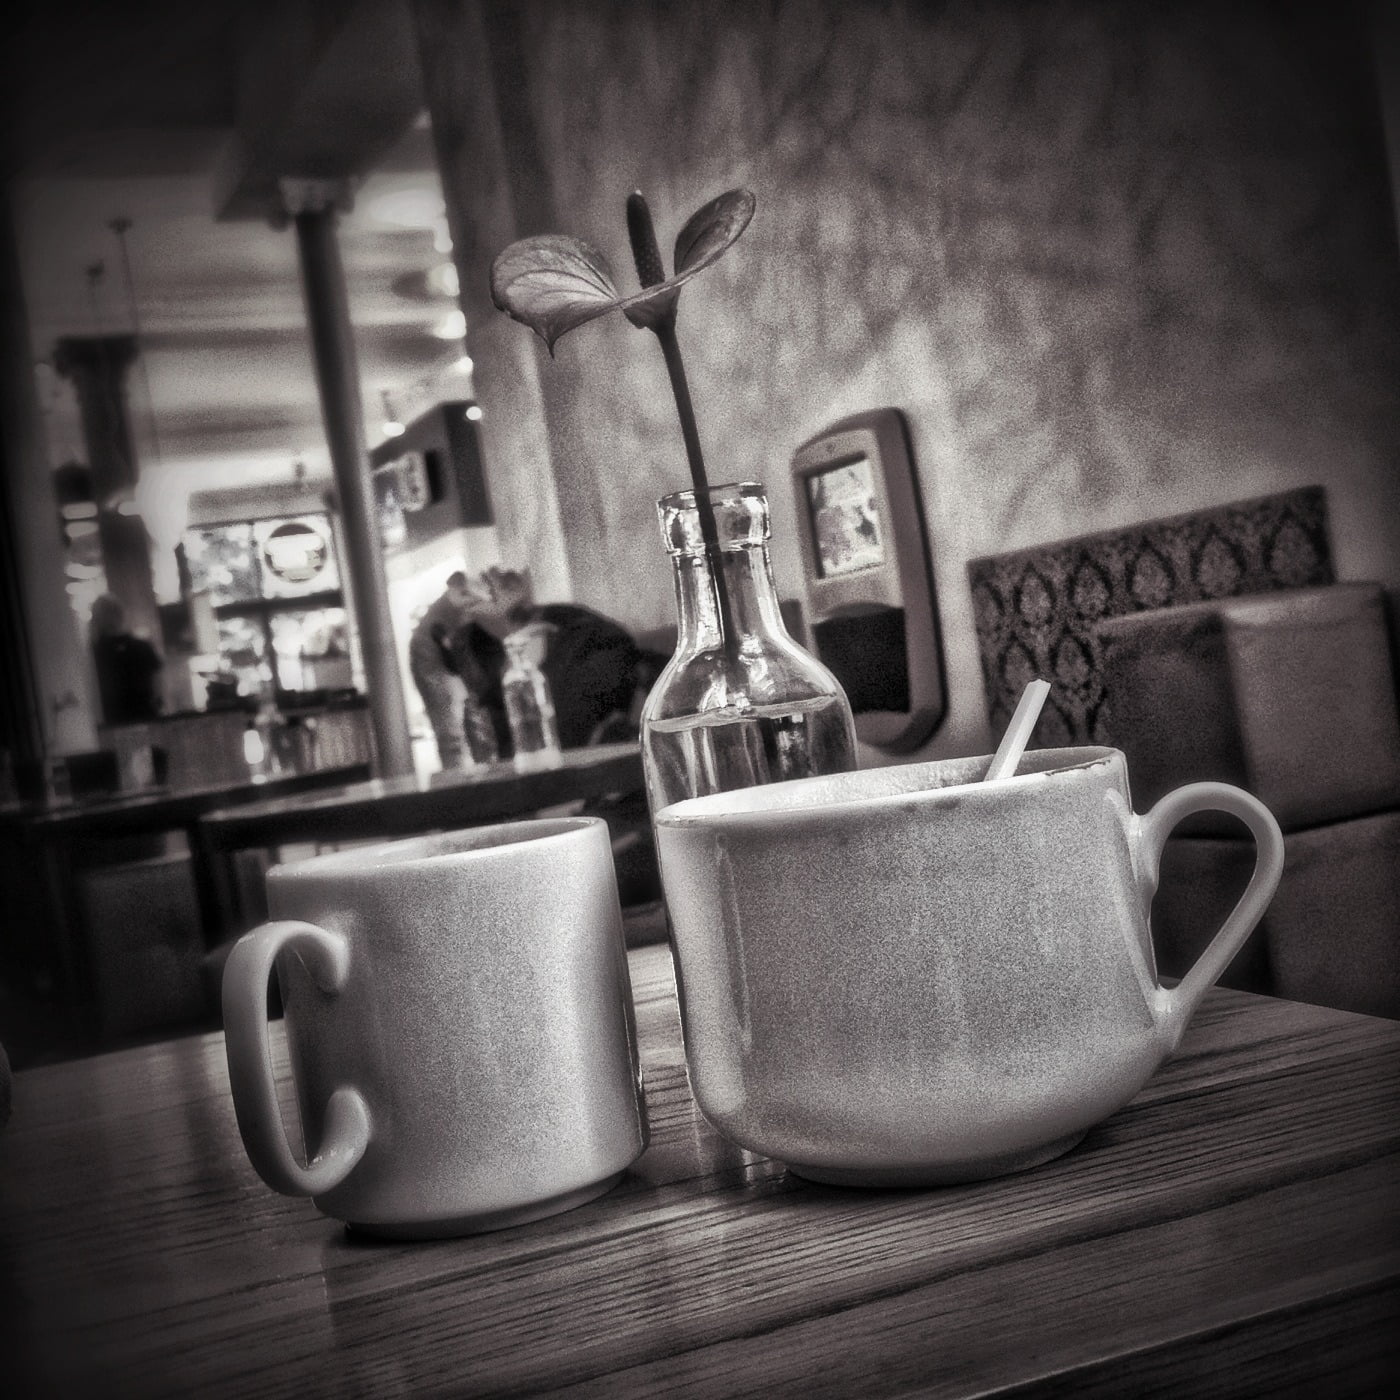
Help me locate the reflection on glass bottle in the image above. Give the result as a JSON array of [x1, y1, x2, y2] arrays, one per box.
[[640, 482, 857, 817], [502, 631, 562, 771]]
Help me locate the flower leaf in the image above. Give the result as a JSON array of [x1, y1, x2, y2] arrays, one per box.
[[621, 188, 755, 330], [619, 283, 681, 332], [489, 234, 624, 354], [490, 190, 757, 351], [673, 189, 756, 276]]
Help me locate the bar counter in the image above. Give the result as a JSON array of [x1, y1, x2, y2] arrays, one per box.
[[2, 939, 1396, 1396]]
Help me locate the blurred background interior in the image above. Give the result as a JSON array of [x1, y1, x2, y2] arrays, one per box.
[[2, 0, 1399, 1065]]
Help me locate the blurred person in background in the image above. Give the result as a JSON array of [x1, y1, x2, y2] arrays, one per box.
[[408, 572, 486, 769], [89, 593, 163, 724], [450, 566, 662, 905], [450, 567, 644, 752]]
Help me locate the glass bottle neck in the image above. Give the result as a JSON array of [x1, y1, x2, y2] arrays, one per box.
[[671, 542, 789, 656], [658, 482, 791, 657]]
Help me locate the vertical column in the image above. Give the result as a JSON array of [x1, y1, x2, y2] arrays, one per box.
[[51, 334, 162, 648], [281, 178, 413, 777], [410, 0, 573, 603], [0, 189, 98, 757]]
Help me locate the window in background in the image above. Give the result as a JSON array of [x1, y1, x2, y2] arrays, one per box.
[[184, 523, 259, 605], [183, 513, 348, 701], [269, 607, 351, 693], [214, 614, 273, 698]]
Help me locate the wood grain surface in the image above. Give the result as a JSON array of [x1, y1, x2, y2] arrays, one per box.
[[1, 942, 1396, 1398]]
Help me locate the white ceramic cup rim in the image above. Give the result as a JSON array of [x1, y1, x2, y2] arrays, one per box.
[[654, 745, 1122, 827], [265, 815, 605, 882]]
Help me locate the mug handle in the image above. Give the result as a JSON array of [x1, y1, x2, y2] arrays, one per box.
[[222, 920, 371, 1197], [1133, 782, 1285, 1046]]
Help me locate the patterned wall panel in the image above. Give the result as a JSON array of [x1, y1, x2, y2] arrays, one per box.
[[968, 487, 1334, 745]]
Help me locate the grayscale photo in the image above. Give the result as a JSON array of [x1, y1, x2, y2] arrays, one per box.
[[1, 0, 1397, 1394]]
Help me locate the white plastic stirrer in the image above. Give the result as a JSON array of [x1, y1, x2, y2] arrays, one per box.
[[984, 678, 1051, 781]]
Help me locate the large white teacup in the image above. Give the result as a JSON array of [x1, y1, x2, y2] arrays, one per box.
[[654, 746, 1283, 1186]]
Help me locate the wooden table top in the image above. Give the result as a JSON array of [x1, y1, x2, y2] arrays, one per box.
[[195, 742, 644, 848], [2, 942, 1396, 1397]]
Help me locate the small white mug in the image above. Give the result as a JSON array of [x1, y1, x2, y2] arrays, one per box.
[[223, 817, 648, 1237]]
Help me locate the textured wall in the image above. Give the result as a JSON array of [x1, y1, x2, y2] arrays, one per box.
[[442, 0, 1400, 758]]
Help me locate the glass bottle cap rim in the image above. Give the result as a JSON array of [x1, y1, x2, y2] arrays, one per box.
[[657, 482, 770, 553], [657, 481, 766, 510]]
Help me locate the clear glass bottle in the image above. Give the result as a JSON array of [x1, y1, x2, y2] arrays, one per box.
[[641, 482, 857, 816], [502, 630, 562, 771]]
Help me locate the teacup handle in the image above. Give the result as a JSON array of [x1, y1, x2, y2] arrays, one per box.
[[1133, 782, 1285, 1046], [222, 920, 371, 1197]]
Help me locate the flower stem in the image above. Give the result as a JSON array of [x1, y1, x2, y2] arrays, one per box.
[[655, 321, 711, 525], [653, 320, 737, 657], [627, 193, 737, 655]]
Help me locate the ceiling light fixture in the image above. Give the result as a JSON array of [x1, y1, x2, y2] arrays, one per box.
[[430, 309, 467, 341], [362, 186, 446, 230], [425, 262, 459, 298], [390, 262, 461, 306]]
